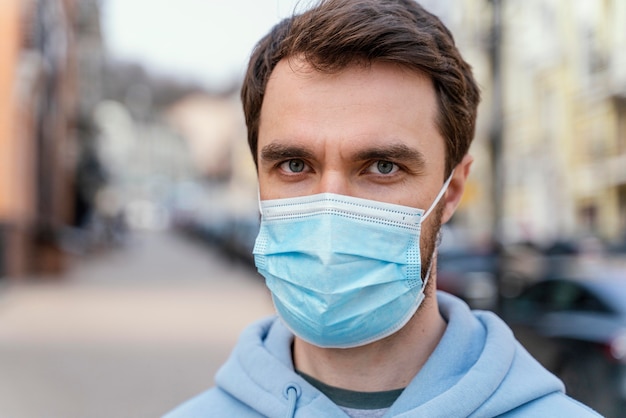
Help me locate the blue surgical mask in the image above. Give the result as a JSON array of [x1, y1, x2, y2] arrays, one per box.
[[253, 174, 453, 348]]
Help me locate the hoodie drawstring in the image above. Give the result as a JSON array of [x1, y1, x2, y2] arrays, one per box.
[[283, 383, 301, 418]]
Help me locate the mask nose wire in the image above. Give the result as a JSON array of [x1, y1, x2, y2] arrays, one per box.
[[421, 170, 455, 222]]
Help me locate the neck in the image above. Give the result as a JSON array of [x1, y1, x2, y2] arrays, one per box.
[[293, 287, 446, 392]]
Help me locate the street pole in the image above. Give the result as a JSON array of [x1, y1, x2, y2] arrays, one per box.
[[489, 0, 505, 313]]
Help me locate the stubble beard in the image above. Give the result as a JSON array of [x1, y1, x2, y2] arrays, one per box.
[[420, 201, 445, 297]]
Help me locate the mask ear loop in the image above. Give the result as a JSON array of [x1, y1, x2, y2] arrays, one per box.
[[421, 170, 455, 222], [420, 170, 454, 284], [421, 247, 437, 286]]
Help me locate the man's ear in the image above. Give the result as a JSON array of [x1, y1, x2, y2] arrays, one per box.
[[441, 154, 474, 224]]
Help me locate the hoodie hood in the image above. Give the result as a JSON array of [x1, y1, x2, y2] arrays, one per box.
[[164, 291, 600, 418], [386, 292, 564, 417]]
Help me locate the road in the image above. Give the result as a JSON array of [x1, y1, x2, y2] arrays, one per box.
[[0, 230, 275, 418]]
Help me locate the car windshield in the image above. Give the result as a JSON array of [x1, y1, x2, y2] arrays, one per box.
[[587, 278, 626, 316]]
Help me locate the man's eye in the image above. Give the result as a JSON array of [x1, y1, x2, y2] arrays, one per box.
[[369, 160, 398, 175], [280, 159, 306, 173]]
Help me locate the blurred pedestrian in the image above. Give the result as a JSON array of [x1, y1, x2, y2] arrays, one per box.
[[165, 0, 601, 416]]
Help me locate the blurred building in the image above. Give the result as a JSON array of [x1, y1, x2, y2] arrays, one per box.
[[166, 93, 247, 181], [92, 97, 195, 232], [423, 0, 626, 248], [164, 91, 257, 214], [0, 0, 104, 279], [498, 0, 626, 245]]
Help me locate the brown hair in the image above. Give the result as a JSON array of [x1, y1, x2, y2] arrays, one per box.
[[241, 0, 480, 176]]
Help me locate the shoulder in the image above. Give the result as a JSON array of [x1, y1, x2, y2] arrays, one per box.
[[162, 387, 263, 418], [501, 391, 603, 417]]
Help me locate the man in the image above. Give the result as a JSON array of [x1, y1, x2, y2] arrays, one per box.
[[165, 1, 600, 416]]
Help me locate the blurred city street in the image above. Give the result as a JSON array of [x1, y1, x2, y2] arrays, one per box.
[[1, 0, 626, 417], [0, 230, 274, 418]]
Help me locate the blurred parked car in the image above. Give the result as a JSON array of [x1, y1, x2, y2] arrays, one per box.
[[171, 186, 260, 266], [501, 268, 626, 417], [436, 226, 499, 310], [224, 214, 260, 265]]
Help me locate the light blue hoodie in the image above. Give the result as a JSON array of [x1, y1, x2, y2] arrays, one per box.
[[164, 292, 601, 417]]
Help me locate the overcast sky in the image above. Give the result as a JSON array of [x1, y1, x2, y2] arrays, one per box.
[[100, 0, 306, 89]]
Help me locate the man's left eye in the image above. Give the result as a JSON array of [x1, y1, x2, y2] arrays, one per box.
[[368, 160, 398, 175], [279, 159, 307, 173]]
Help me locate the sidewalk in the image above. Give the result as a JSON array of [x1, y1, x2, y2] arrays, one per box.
[[0, 230, 274, 418]]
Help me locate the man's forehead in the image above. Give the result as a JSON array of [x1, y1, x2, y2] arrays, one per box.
[[267, 56, 433, 88]]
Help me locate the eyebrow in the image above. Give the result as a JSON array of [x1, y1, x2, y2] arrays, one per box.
[[353, 143, 427, 168], [259, 141, 427, 168], [260, 143, 315, 163]]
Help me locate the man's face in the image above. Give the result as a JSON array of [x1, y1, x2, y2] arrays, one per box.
[[258, 58, 447, 207], [256, 58, 453, 277]]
